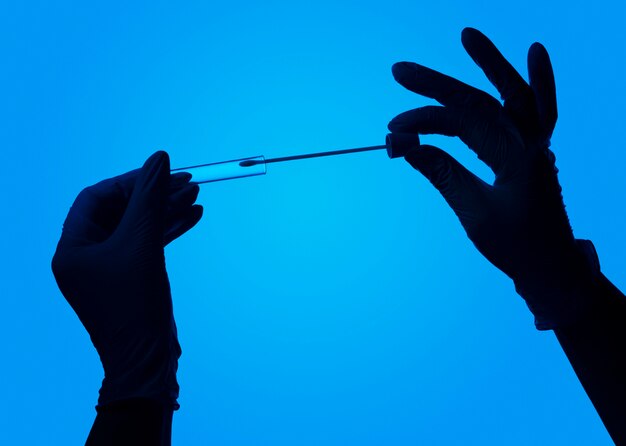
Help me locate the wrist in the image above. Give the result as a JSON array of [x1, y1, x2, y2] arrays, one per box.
[[514, 239, 601, 330], [97, 334, 181, 410]]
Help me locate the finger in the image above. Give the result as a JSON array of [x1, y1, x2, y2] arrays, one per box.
[[170, 171, 192, 188], [94, 169, 189, 198], [405, 145, 491, 225], [61, 184, 129, 244], [388, 106, 503, 174], [392, 61, 501, 111], [164, 205, 204, 246], [461, 27, 532, 110], [61, 160, 187, 245], [117, 151, 170, 240], [92, 167, 184, 218], [59, 205, 113, 246], [167, 183, 200, 214], [389, 105, 466, 137], [528, 42, 557, 139]]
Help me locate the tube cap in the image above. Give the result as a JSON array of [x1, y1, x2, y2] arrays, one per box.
[[386, 133, 420, 159]]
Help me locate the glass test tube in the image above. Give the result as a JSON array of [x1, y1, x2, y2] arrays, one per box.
[[171, 156, 266, 184]]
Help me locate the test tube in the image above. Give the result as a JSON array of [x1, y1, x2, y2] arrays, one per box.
[[170, 133, 418, 184], [171, 156, 266, 184]]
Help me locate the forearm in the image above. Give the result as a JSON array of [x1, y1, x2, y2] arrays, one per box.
[[85, 398, 173, 446], [554, 273, 626, 445]]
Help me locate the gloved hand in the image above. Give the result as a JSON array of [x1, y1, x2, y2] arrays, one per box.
[[51, 151, 203, 409], [389, 28, 600, 330]]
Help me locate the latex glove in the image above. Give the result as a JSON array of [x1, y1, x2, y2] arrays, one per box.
[[389, 28, 600, 330], [51, 151, 202, 409]]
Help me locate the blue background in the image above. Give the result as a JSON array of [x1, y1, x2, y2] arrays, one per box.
[[2, 1, 624, 444]]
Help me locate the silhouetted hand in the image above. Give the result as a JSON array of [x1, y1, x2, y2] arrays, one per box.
[[52, 151, 202, 409], [389, 28, 599, 330]]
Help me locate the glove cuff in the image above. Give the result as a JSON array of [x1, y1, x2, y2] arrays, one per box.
[[515, 239, 601, 331], [96, 333, 182, 411]]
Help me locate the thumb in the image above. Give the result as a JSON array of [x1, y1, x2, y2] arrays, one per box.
[[116, 151, 170, 240], [527, 42, 557, 140], [405, 145, 490, 220]]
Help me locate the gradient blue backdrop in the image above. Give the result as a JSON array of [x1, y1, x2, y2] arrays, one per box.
[[2, 1, 624, 444]]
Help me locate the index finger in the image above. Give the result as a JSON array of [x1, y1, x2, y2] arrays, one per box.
[[87, 167, 191, 202], [62, 167, 192, 244], [61, 173, 138, 244], [392, 61, 501, 111]]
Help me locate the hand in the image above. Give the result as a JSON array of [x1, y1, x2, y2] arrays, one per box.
[[51, 151, 203, 408], [389, 28, 599, 330]]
